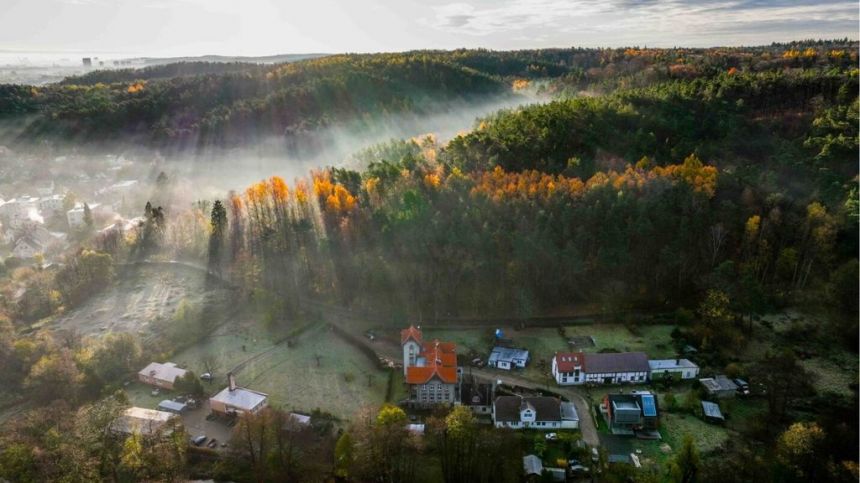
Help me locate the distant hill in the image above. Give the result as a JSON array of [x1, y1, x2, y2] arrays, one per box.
[[0, 41, 855, 151]]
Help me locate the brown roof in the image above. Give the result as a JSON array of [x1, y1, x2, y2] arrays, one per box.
[[400, 325, 422, 344], [583, 352, 649, 373], [494, 396, 562, 422], [554, 352, 585, 372]]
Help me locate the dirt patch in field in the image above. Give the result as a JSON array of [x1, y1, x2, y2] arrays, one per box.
[[51, 264, 231, 339]]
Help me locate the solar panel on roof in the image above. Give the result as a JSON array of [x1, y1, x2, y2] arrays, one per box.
[[640, 394, 657, 417]]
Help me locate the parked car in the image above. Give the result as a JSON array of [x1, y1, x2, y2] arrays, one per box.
[[591, 447, 599, 463], [207, 438, 218, 448], [191, 435, 207, 446], [545, 432, 558, 440], [569, 464, 590, 474], [200, 373, 213, 382]]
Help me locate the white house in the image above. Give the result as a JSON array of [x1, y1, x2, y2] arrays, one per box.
[[12, 237, 42, 259], [38, 194, 65, 218], [648, 359, 700, 380], [487, 346, 529, 370], [492, 395, 579, 430], [552, 351, 650, 385]]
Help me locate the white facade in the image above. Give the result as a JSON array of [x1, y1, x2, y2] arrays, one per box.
[[552, 352, 650, 386], [12, 238, 41, 259], [403, 338, 421, 376], [38, 195, 65, 217], [648, 359, 700, 379]]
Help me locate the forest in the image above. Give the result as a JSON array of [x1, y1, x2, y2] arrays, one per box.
[[0, 41, 857, 482]]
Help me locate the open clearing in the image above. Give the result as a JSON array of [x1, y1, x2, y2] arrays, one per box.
[[160, 323, 391, 421], [50, 263, 232, 338]]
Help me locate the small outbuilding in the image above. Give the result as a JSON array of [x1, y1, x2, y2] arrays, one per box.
[[699, 375, 739, 399], [700, 401, 725, 424], [157, 400, 187, 414], [648, 359, 700, 380], [523, 454, 543, 476], [487, 346, 529, 370]]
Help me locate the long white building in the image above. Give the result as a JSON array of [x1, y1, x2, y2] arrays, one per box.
[[552, 351, 650, 385]]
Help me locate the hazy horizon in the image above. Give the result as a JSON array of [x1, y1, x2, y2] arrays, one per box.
[[2, 0, 857, 59]]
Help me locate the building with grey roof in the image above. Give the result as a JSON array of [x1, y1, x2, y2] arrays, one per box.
[[209, 373, 268, 417], [648, 359, 700, 379], [699, 375, 739, 398], [138, 362, 187, 390], [487, 346, 529, 370], [700, 401, 725, 423], [493, 395, 578, 430], [552, 351, 650, 385]]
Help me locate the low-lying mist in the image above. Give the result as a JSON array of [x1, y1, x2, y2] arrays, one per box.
[[172, 93, 542, 194]]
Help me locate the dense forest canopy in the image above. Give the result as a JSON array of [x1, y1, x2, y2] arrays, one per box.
[[0, 39, 856, 150]]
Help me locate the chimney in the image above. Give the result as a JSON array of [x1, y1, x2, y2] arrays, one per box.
[[228, 372, 236, 392]]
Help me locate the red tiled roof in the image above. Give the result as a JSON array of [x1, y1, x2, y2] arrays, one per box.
[[405, 339, 458, 384], [400, 325, 423, 344], [554, 352, 585, 372]]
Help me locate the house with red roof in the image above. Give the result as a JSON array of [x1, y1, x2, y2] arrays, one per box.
[[401, 325, 461, 407], [552, 351, 650, 385]]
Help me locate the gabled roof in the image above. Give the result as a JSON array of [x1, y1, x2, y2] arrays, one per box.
[[403, 336, 457, 384], [138, 362, 187, 383], [584, 352, 650, 373], [400, 325, 422, 344], [488, 346, 529, 363], [494, 396, 562, 422], [554, 352, 585, 372], [405, 339, 458, 384]]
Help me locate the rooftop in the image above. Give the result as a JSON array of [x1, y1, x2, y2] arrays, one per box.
[[701, 401, 725, 420], [488, 346, 529, 364], [585, 352, 650, 374], [700, 375, 739, 392], [138, 361, 187, 383], [405, 339, 458, 384], [112, 407, 177, 435], [648, 359, 699, 370], [210, 386, 269, 411], [494, 395, 562, 422]]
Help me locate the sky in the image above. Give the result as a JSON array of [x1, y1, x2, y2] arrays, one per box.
[[1, 0, 857, 57]]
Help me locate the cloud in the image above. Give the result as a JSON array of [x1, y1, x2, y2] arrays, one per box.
[[427, 0, 857, 44]]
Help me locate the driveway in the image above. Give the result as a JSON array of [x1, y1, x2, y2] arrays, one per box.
[[330, 320, 601, 447]]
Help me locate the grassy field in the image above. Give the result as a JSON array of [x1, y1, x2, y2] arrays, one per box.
[[161, 323, 391, 421]]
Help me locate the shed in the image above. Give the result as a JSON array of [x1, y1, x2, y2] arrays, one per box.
[[699, 375, 739, 399], [523, 455, 543, 476], [157, 400, 187, 414], [488, 346, 530, 370], [701, 401, 725, 424]]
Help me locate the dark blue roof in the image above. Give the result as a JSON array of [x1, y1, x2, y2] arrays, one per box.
[[640, 394, 657, 417]]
